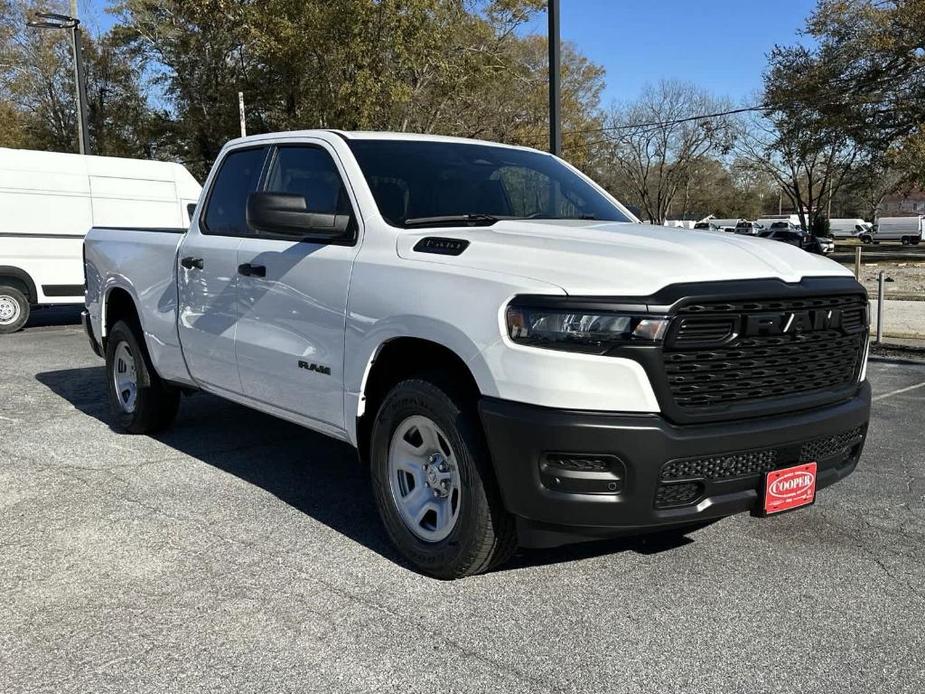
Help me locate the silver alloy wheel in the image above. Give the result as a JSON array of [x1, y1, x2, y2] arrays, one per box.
[[387, 415, 462, 542], [112, 341, 138, 414], [0, 294, 21, 325]]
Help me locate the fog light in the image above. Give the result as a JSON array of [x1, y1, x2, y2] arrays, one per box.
[[540, 453, 625, 495]]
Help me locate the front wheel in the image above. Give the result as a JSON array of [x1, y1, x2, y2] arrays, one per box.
[[0, 285, 30, 334], [105, 320, 179, 433], [860, 234, 873, 244], [370, 377, 516, 579]]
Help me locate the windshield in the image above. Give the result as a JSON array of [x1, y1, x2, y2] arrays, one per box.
[[347, 139, 632, 227]]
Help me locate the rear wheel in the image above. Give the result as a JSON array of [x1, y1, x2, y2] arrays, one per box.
[[370, 377, 516, 579], [105, 320, 179, 433], [0, 285, 29, 334]]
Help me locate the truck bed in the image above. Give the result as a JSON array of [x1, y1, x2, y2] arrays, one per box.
[[83, 226, 193, 385]]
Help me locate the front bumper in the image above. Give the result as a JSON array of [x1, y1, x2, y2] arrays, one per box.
[[479, 382, 870, 547]]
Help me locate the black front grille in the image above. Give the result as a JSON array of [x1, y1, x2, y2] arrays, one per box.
[[672, 317, 737, 346], [654, 425, 866, 508], [662, 294, 867, 411], [654, 481, 704, 508], [800, 425, 866, 462], [661, 448, 778, 481], [676, 294, 866, 315], [544, 453, 617, 473]]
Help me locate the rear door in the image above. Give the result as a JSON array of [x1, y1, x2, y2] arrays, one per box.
[[234, 142, 361, 432], [176, 146, 269, 394]]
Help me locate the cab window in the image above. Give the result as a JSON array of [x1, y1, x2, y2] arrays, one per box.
[[264, 146, 354, 217], [201, 147, 268, 237]]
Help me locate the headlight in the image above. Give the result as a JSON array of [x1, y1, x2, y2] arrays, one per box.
[[506, 303, 669, 354]]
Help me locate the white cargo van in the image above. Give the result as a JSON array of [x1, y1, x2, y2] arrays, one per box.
[[866, 216, 923, 245], [700, 217, 742, 232], [0, 148, 201, 332], [829, 218, 871, 239], [757, 214, 802, 229]]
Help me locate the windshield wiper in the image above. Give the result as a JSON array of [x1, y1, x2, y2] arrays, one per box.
[[402, 214, 500, 227]]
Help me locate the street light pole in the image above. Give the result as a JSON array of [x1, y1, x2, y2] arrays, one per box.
[[548, 0, 561, 157], [27, 8, 91, 155], [70, 2, 91, 155]]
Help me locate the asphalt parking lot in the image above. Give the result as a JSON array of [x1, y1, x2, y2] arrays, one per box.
[[2, 309, 925, 693]]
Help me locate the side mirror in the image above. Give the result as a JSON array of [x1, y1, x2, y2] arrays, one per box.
[[246, 192, 352, 241], [186, 202, 197, 220]]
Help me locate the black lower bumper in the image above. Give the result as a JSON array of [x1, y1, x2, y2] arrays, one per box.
[[479, 383, 871, 548], [81, 310, 103, 358]]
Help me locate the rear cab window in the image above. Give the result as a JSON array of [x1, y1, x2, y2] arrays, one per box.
[[201, 147, 269, 236]]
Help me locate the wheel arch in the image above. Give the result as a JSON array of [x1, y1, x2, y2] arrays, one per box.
[[354, 336, 484, 463], [102, 284, 143, 343], [0, 265, 38, 304]]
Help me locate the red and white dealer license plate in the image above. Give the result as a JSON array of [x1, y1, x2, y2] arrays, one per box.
[[763, 462, 817, 514]]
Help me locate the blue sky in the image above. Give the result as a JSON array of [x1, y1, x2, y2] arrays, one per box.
[[519, 0, 818, 106], [78, 0, 818, 106]]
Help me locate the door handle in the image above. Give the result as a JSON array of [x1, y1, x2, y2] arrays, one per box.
[[180, 256, 204, 270], [238, 263, 266, 278]]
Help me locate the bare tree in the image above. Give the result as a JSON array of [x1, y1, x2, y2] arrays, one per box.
[[598, 80, 735, 224], [735, 110, 862, 231]]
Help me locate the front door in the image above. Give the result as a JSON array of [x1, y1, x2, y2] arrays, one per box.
[[235, 143, 360, 432], [176, 145, 268, 394]]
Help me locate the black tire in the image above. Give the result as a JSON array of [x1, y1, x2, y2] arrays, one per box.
[[105, 320, 179, 434], [370, 376, 516, 579], [0, 285, 30, 334], [860, 234, 872, 244]]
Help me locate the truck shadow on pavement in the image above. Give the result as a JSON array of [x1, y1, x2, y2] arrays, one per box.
[[36, 366, 705, 575], [24, 305, 83, 329]]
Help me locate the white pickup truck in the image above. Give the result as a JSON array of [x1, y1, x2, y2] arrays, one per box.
[[83, 131, 871, 578]]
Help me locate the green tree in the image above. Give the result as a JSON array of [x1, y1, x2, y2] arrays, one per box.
[[763, 0, 925, 190], [113, 0, 601, 175], [1, 0, 155, 156]]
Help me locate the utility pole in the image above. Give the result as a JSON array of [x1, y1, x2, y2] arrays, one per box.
[[238, 92, 247, 137], [548, 0, 561, 157]]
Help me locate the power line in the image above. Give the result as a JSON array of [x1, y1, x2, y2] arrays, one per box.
[[562, 105, 767, 137], [564, 89, 905, 141]]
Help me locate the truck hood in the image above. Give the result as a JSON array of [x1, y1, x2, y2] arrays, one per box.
[[396, 220, 851, 295]]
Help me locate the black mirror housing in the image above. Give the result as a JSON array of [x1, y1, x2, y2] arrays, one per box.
[[246, 192, 352, 241]]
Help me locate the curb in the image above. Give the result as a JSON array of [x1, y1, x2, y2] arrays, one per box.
[[867, 355, 925, 367]]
